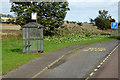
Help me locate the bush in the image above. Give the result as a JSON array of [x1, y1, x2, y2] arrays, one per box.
[[71, 21, 76, 24], [77, 22, 82, 26], [95, 18, 111, 30], [118, 22, 120, 26], [66, 21, 69, 24], [61, 25, 67, 28]]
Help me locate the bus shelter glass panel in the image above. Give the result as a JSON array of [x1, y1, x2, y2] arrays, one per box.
[[23, 28, 43, 53]]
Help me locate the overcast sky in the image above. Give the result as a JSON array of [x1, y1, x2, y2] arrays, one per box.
[[119, 1, 120, 22], [0, 0, 119, 22]]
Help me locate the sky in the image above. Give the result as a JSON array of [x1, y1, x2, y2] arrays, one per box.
[[119, 1, 120, 22], [0, 0, 119, 22]]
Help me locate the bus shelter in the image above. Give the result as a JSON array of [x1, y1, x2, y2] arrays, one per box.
[[22, 22, 44, 54]]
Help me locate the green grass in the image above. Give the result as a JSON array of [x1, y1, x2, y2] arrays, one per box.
[[2, 34, 114, 74], [44, 34, 114, 53], [2, 40, 43, 74]]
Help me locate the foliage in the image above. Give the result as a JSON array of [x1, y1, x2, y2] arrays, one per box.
[[118, 21, 120, 26], [90, 18, 94, 24], [91, 10, 115, 30], [10, 2, 70, 36], [44, 34, 111, 44], [6, 19, 15, 24], [0, 14, 15, 24], [71, 21, 76, 24], [77, 22, 82, 26], [1, 14, 14, 18], [66, 20, 69, 24]]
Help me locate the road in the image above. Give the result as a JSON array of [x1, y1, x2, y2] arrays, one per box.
[[92, 46, 118, 78], [34, 40, 118, 78]]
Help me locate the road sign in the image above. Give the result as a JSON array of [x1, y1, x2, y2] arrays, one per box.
[[111, 22, 118, 29], [31, 13, 37, 20]]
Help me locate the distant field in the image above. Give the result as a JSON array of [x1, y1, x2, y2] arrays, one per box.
[[1, 23, 21, 37], [1, 23, 21, 30]]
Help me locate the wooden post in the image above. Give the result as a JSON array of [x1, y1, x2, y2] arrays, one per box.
[[36, 13, 38, 24]]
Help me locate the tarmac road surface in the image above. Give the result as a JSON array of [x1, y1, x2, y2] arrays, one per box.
[[35, 40, 118, 78], [92, 47, 118, 78]]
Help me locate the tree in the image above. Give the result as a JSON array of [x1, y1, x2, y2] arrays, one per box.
[[10, 2, 70, 35], [94, 17, 105, 30], [1, 14, 14, 18], [7, 19, 11, 24], [110, 19, 115, 22], [119, 21, 120, 26], [90, 18, 94, 24], [91, 10, 115, 30], [6, 14, 14, 18]]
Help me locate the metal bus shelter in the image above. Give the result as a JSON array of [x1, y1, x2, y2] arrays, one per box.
[[22, 22, 44, 54]]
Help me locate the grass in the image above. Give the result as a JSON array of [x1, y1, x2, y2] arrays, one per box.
[[44, 34, 114, 53], [2, 34, 115, 74], [2, 39, 43, 74]]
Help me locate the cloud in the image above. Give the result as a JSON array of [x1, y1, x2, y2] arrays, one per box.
[[68, 0, 118, 2], [0, 0, 9, 3], [65, 1, 118, 22], [0, 0, 13, 15], [68, 0, 118, 9]]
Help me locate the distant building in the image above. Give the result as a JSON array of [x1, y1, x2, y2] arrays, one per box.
[[1, 17, 16, 22]]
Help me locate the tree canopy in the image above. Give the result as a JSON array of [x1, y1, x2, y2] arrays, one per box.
[[90, 10, 115, 30], [10, 2, 70, 35]]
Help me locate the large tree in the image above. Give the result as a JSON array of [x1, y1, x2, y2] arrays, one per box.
[[10, 2, 70, 35], [91, 10, 115, 30]]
